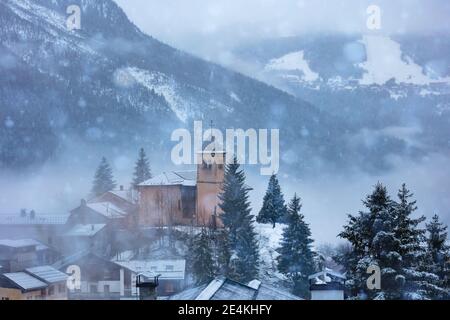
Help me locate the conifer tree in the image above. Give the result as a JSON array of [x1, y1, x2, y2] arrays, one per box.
[[132, 148, 152, 187], [214, 229, 232, 277], [277, 194, 316, 298], [188, 228, 216, 285], [425, 214, 450, 299], [338, 183, 443, 300], [218, 157, 259, 283], [91, 157, 116, 197], [257, 174, 288, 227]]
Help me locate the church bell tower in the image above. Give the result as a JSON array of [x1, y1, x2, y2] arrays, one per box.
[[196, 124, 225, 227]]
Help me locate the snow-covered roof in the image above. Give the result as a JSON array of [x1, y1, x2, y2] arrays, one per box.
[[170, 277, 301, 300], [86, 202, 127, 219], [0, 214, 69, 225], [108, 190, 133, 202], [0, 239, 49, 251], [64, 224, 106, 237], [138, 171, 197, 187], [114, 260, 186, 280], [308, 268, 346, 281], [2, 272, 48, 291], [25, 266, 68, 284]]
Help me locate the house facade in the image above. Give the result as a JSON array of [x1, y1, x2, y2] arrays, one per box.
[[0, 265, 68, 300], [137, 151, 225, 228]]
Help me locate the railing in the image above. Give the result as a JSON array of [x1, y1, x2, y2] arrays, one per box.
[[68, 290, 138, 300]]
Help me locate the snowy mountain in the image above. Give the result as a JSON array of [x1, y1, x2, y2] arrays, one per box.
[[1, 0, 339, 172], [233, 34, 450, 166], [2, 0, 447, 176]]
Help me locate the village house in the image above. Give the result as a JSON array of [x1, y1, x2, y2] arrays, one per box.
[[0, 212, 69, 246], [113, 259, 187, 297], [0, 265, 68, 300], [58, 224, 110, 256], [137, 150, 225, 228], [53, 252, 128, 300], [308, 269, 346, 300], [68, 187, 138, 230], [169, 277, 301, 300], [0, 239, 60, 273]]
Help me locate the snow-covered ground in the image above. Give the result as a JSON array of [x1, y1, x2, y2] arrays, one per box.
[[265, 50, 320, 82], [254, 223, 288, 287], [358, 35, 450, 86]]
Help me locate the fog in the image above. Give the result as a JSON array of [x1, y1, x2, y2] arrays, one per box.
[[1, 145, 449, 244], [0, 0, 449, 246], [114, 0, 450, 59]]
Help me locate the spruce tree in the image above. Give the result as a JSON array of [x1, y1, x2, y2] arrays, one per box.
[[277, 194, 316, 298], [218, 157, 259, 283], [256, 174, 288, 227], [214, 229, 232, 277], [132, 148, 152, 187], [425, 214, 450, 299], [339, 183, 443, 300], [188, 228, 216, 285], [91, 157, 116, 198]]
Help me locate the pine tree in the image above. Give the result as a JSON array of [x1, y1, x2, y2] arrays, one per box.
[[277, 194, 316, 298], [214, 229, 232, 277], [338, 183, 443, 300], [91, 157, 116, 198], [218, 157, 259, 283], [392, 184, 437, 300], [188, 228, 216, 285], [425, 214, 450, 299], [132, 148, 152, 187], [256, 174, 288, 227]]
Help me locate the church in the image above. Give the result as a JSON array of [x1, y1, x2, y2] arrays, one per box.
[[136, 150, 226, 227]]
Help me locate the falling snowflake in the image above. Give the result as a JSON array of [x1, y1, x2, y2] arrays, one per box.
[[4, 117, 14, 128]]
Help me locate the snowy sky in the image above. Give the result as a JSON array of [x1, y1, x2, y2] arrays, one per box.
[[114, 0, 450, 55]]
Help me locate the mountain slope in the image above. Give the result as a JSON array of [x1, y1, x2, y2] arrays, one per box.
[[0, 0, 343, 173], [233, 34, 450, 163]]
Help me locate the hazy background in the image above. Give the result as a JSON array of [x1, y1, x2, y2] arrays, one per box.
[[1, 0, 449, 244], [114, 0, 450, 61]]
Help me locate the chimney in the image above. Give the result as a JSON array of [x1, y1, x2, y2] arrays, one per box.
[[120, 185, 124, 191], [81, 199, 87, 207], [91, 224, 95, 231]]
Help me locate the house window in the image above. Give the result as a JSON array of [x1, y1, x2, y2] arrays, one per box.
[[90, 285, 98, 293], [59, 284, 66, 293], [165, 265, 174, 271], [48, 286, 55, 296], [178, 200, 181, 210]]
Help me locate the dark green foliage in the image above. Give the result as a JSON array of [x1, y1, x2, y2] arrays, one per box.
[[132, 148, 152, 187], [257, 174, 288, 227], [90, 157, 116, 198], [218, 158, 259, 283], [277, 194, 316, 298]]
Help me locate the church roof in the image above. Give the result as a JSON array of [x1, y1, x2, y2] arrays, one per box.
[[138, 171, 196, 187]]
